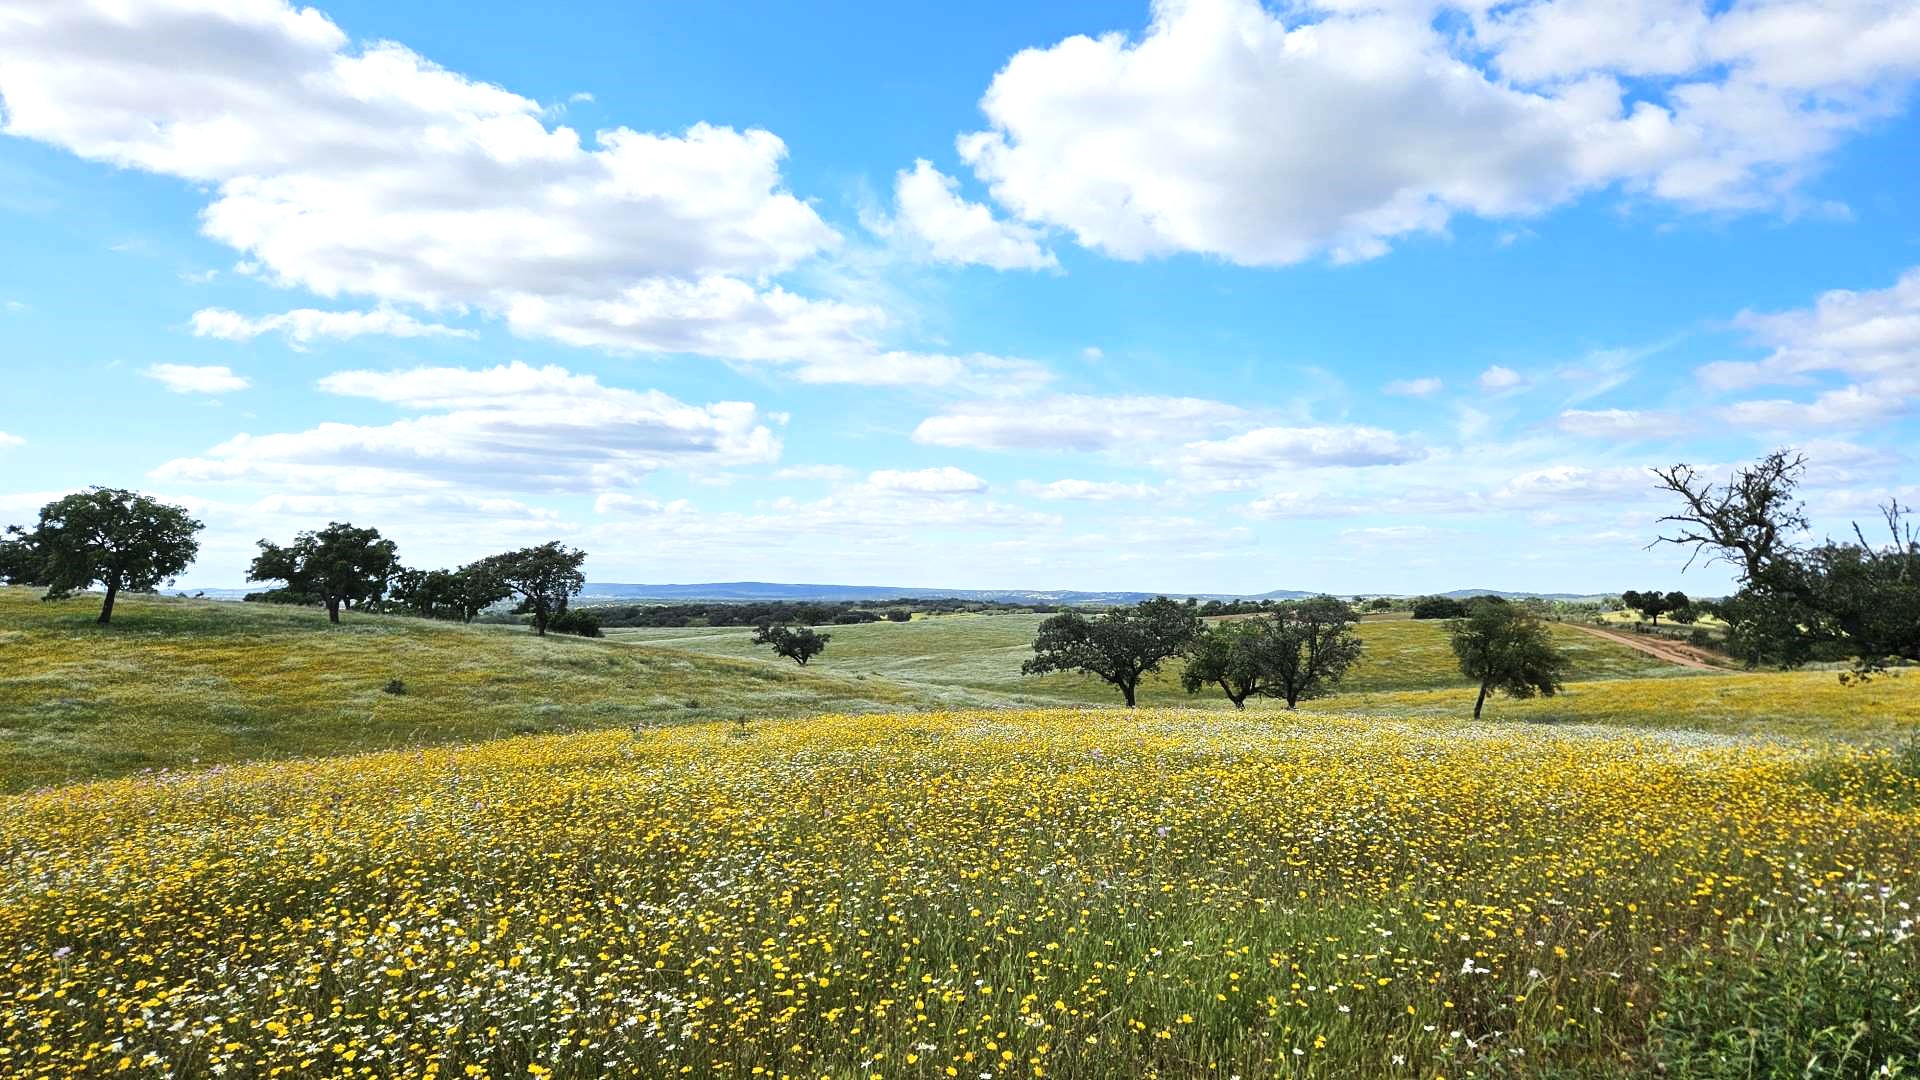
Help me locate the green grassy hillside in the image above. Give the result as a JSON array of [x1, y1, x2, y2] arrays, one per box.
[[0, 587, 918, 792], [607, 611, 1686, 704]]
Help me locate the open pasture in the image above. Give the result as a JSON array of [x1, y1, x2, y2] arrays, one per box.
[[2, 708, 1915, 1078], [605, 612, 1683, 705], [0, 588, 913, 793]]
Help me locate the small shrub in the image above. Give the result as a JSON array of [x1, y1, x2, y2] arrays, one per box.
[[545, 609, 603, 638], [383, 678, 406, 696]]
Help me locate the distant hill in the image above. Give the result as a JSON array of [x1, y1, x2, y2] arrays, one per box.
[[572, 581, 1305, 604], [173, 580, 1609, 605], [1436, 588, 1612, 602]]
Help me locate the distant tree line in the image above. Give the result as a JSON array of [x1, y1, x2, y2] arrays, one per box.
[[247, 525, 594, 637], [582, 597, 1054, 629]]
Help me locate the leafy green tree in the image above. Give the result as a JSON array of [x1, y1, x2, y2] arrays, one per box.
[[1449, 598, 1569, 719], [389, 561, 510, 623], [1410, 595, 1467, 619], [450, 560, 511, 623], [546, 608, 604, 638], [1180, 619, 1272, 708], [1654, 451, 1920, 672], [1260, 597, 1367, 707], [1022, 597, 1201, 707], [249, 522, 400, 624], [0, 487, 202, 624], [1181, 598, 1365, 708], [753, 624, 830, 665], [1620, 589, 1685, 625], [389, 567, 459, 619], [479, 542, 586, 636]]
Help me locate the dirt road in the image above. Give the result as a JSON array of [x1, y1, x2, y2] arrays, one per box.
[[1567, 622, 1722, 671]]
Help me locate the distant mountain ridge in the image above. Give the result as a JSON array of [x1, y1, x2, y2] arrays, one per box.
[[569, 582, 1609, 604]]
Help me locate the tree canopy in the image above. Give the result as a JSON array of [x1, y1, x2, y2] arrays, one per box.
[[0, 487, 202, 624], [1654, 450, 1919, 672], [1022, 597, 1201, 707], [1448, 598, 1569, 719], [479, 542, 587, 636], [249, 522, 401, 624], [389, 561, 510, 623], [1619, 589, 1689, 625], [1181, 598, 1364, 708], [753, 624, 830, 665]]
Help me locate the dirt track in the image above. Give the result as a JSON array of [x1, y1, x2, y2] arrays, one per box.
[[1567, 622, 1721, 671]]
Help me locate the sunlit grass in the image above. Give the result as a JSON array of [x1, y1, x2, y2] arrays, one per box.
[[1311, 669, 1920, 741], [0, 587, 916, 792], [3, 708, 1914, 1078], [607, 612, 1681, 704]]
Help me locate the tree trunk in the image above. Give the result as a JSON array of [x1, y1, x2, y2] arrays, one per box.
[[1220, 682, 1245, 709], [1120, 680, 1137, 708], [96, 581, 118, 625], [326, 596, 341, 624], [1473, 679, 1490, 719]]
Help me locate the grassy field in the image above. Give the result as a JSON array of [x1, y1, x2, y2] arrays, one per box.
[[607, 612, 1683, 705], [1312, 669, 1920, 740], [0, 587, 917, 792], [9, 587, 1920, 1076], [3, 709, 1915, 1078]]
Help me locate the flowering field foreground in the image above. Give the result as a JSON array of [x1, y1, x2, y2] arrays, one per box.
[[3, 710, 1917, 1079]]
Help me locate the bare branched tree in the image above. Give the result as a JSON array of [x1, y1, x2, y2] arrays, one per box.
[[1650, 449, 1809, 582]]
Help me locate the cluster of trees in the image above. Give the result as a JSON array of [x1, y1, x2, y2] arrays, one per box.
[[248, 526, 591, 637], [1410, 595, 1469, 620], [1654, 450, 1919, 672], [1023, 594, 1567, 715], [0, 487, 593, 637], [1618, 589, 1694, 626]]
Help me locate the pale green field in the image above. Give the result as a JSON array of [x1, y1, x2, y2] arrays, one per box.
[[0, 587, 915, 792], [606, 611, 1686, 704]]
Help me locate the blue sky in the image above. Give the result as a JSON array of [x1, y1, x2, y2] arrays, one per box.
[[2, 0, 1917, 594]]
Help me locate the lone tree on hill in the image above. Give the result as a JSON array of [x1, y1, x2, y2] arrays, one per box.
[[479, 541, 587, 636], [1023, 597, 1201, 707], [1449, 598, 1569, 719], [0, 487, 202, 624], [1181, 597, 1365, 708], [754, 624, 830, 665], [250, 522, 401, 624], [1653, 449, 1919, 672]]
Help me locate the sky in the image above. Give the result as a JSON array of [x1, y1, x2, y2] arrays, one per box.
[[1, 0, 1917, 596]]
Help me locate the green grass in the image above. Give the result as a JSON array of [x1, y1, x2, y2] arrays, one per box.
[[607, 612, 1686, 704], [0, 587, 918, 792], [1309, 669, 1920, 740]]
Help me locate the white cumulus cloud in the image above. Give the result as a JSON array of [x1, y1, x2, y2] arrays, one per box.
[[191, 307, 473, 347], [883, 159, 1057, 271], [143, 363, 251, 394], [865, 466, 989, 495], [913, 394, 1242, 451], [153, 362, 778, 493], [953, 0, 1920, 266]]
